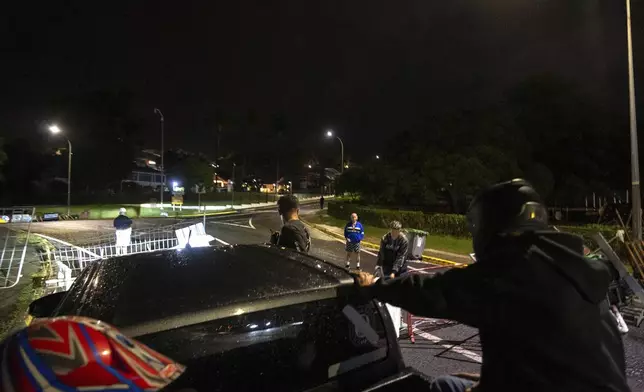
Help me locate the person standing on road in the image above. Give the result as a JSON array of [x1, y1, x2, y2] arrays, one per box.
[[344, 213, 365, 270], [114, 207, 133, 255], [271, 195, 311, 253], [376, 221, 409, 279], [356, 179, 629, 392], [320, 195, 325, 209]]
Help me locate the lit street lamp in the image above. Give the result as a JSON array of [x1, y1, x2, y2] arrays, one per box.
[[48, 125, 72, 215], [375, 155, 380, 160], [325, 130, 344, 173]]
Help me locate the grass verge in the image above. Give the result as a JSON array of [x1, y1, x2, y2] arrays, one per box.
[[307, 211, 472, 255]]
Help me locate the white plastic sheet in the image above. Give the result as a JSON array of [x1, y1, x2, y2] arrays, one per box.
[[386, 304, 402, 338]]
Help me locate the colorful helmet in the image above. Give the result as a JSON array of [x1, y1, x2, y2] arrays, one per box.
[[0, 316, 184, 391]]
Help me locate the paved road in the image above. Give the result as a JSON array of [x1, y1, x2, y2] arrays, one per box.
[[204, 205, 483, 380], [16, 206, 644, 389]]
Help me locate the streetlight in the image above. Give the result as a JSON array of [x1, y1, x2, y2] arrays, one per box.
[[48, 125, 72, 216], [153, 108, 165, 210], [627, 0, 642, 239], [325, 129, 344, 173], [375, 155, 380, 160], [232, 163, 236, 206], [308, 164, 312, 169]]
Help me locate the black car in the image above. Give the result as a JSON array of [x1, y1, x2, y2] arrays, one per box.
[[29, 244, 433, 391]]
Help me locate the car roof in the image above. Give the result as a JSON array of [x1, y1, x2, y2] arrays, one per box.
[[72, 244, 356, 336]]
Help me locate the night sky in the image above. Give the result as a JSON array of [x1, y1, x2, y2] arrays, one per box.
[[0, 0, 639, 164]]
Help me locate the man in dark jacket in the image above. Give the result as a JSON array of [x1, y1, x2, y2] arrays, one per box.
[[376, 220, 409, 280], [113, 207, 133, 230], [271, 195, 311, 253], [114, 208, 133, 255], [357, 179, 629, 392]]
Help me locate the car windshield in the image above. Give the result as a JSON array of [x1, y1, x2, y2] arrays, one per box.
[[135, 297, 389, 392]]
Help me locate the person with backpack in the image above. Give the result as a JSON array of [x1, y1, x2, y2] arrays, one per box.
[[271, 195, 311, 253]]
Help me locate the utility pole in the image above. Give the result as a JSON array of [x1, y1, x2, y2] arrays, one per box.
[[627, 0, 642, 239], [154, 108, 165, 210], [232, 163, 236, 206], [276, 160, 280, 196]]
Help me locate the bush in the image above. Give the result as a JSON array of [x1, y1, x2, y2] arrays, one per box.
[[328, 201, 469, 238], [328, 201, 622, 242]]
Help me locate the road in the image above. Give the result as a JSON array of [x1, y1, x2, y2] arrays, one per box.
[[205, 205, 483, 379], [16, 204, 644, 390]]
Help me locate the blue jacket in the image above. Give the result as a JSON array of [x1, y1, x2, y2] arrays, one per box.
[[344, 221, 365, 243]]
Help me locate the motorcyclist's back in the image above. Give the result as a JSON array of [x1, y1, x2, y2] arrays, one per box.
[[367, 179, 629, 392]]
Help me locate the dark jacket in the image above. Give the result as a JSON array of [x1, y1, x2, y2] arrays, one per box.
[[377, 233, 409, 276], [276, 219, 311, 253], [367, 231, 629, 392], [344, 221, 365, 243], [113, 215, 133, 230]]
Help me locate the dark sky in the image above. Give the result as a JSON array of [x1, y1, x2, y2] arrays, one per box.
[[0, 0, 638, 164]]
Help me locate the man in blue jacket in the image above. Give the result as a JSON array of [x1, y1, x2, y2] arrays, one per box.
[[344, 213, 365, 270]]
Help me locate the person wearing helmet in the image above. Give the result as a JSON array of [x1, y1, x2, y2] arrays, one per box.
[[376, 220, 409, 280], [356, 179, 629, 392], [0, 316, 184, 391], [114, 207, 133, 255]]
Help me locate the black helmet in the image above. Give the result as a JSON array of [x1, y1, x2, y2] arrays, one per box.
[[467, 179, 548, 256]]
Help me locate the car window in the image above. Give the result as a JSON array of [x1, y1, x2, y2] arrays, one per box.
[[137, 296, 389, 392]]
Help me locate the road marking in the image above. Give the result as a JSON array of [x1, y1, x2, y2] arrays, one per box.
[[408, 265, 444, 274], [210, 221, 253, 229], [411, 328, 482, 363], [213, 237, 230, 246], [248, 217, 255, 230]]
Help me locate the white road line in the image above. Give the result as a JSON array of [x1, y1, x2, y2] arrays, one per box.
[[213, 237, 230, 246], [210, 221, 253, 229], [248, 217, 255, 230], [411, 328, 482, 364]]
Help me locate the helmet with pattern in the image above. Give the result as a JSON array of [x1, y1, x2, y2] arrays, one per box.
[[0, 316, 184, 391]]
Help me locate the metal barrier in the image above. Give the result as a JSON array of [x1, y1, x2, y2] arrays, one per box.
[[0, 207, 36, 289], [39, 220, 210, 289]]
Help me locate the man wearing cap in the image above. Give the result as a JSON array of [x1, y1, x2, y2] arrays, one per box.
[[114, 207, 133, 255], [376, 220, 409, 280]]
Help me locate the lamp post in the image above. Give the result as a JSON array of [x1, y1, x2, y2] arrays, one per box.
[[627, 0, 642, 239], [325, 130, 344, 173], [153, 108, 165, 210], [232, 163, 236, 206], [49, 125, 72, 216]]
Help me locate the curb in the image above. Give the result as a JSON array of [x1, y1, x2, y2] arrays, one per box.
[[301, 219, 467, 268]]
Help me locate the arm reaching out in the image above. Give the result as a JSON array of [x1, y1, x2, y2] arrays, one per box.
[[362, 264, 489, 328]]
